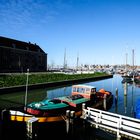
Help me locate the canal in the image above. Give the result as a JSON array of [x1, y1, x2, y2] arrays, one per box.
[[0, 74, 140, 140]]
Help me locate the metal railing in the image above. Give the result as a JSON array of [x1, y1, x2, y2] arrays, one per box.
[[82, 107, 140, 139]]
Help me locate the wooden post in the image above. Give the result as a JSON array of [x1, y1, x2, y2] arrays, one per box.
[[124, 94, 127, 114], [1, 109, 10, 138], [82, 103, 86, 117], [82, 103, 87, 130], [1, 109, 10, 121], [66, 110, 70, 134], [70, 111, 75, 136], [124, 82, 127, 96], [103, 94, 107, 110], [26, 117, 38, 140], [70, 111, 75, 124]]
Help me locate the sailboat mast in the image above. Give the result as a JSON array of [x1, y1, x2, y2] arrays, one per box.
[[125, 53, 128, 74], [63, 48, 67, 69], [76, 52, 79, 70], [132, 49, 134, 71]]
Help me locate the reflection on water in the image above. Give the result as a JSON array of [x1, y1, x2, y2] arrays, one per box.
[[47, 87, 71, 99], [123, 82, 128, 114], [0, 74, 140, 117], [124, 94, 127, 114], [131, 85, 134, 116], [1, 74, 140, 140]]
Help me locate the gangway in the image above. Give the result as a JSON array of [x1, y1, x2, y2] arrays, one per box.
[[81, 106, 140, 140]]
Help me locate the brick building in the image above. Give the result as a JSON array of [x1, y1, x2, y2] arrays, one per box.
[[0, 36, 47, 73]]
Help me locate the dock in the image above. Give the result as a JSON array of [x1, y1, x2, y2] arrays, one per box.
[[81, 106, 140, 140]]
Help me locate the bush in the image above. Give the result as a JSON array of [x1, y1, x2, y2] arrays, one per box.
[[0, 72, 108, 88]]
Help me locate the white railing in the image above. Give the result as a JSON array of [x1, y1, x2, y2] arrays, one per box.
[[82, 107, 140, 139]]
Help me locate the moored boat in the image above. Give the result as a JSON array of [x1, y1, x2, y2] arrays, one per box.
[[121, 76, 133, 84], [26, 84, 112, 117], [134, 99, 140, 119], [27, 98, 69, 116], [72, 84, 112, 100], [9, 84, 113, 123]]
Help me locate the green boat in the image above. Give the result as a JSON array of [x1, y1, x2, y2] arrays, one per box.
[[26, 94, 91, 117], [26, 84, 112, 118], [57, 94, 91, 108], [27, 98, 69, 116]]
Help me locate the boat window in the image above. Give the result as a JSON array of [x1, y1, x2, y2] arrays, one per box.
[[86, 88, 90, 92], [72, 87, 85, 93], [78, 88, 85, 93], [91, 88, 96, 93], [72, 87, 77, 92]]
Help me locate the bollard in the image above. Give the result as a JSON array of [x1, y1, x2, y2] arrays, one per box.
[[1, 109, 10, 139], [66, 110, 70, 134], [103, 94, 107, 110], [82, 103, 86, 117], [70, 111, 75, 136], [26, 117, 38, 140], [1, 109, 10, 121], [82, 103, 86, 110], [70, 111, 75, 124], [82, 103, 87, 129]]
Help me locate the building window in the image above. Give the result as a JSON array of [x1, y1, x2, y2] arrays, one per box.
[[12, 43, 16, 48]]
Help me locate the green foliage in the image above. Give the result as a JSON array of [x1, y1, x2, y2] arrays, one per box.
[[0, 72, 108, 88]]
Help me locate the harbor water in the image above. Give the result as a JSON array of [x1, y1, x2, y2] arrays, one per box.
[[0, 74, 140, 140]]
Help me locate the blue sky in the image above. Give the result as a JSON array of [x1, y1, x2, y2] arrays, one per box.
[[0, 0, 140, 67]]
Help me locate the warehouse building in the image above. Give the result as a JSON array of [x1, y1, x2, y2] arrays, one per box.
[[0, 36, 47, 73]]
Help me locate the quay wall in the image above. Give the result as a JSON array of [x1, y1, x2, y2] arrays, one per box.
[[0, 75, 113, 94]]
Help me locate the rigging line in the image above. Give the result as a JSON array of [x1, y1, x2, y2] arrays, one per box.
[[61, 114, 67, 122]]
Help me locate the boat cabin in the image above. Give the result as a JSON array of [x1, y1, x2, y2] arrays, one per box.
[[72, 84, 96, 99]]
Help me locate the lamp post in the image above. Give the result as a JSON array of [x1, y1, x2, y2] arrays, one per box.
[[24, 68, 29, 111]]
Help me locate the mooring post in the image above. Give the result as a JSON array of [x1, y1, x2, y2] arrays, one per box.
[[66, 110, 70, 134], [1, 109, 10, 121], [26, 117, 38, 140], [82, 103, 87, 130], [82, 103, 86, 117], [70, 111, 75, 124], [124, 82, 127, 96], [103, 94, 107, 110], [1, 109, 10, 138], [70, 111, 75, 136]]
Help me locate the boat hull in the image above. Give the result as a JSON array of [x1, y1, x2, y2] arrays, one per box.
[[26, 105, 69, 117], [9, 109, 83, 123]]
